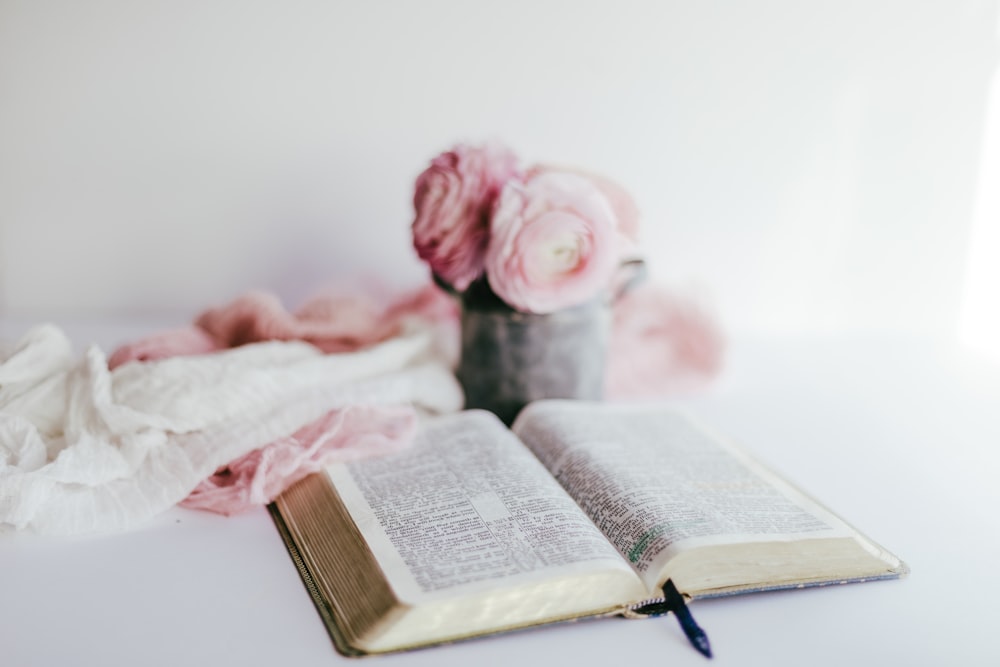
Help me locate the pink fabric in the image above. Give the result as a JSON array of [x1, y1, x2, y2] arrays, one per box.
[[107, 326, 222, 370], [195, 285, 457, 353], [194, 289, 385, 352], [605, 283, 725, 399], [108, 284, 459, 371], [180, 405, 417, 516]]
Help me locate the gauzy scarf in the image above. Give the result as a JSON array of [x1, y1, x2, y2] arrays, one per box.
[[0, 315, 461, 535]]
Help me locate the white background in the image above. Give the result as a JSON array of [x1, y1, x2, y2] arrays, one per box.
[[3, 6, 1000, 663], [2, 0, 998, 340]]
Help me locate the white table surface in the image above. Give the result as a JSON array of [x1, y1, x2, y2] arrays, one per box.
[[2, 319, 998, 667]]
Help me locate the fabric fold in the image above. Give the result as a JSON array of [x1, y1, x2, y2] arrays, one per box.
[[181, 404, 418, 516], [0, 322, 462, 535]]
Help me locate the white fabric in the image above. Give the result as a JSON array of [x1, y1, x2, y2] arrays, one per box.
[[0, 324, 463, 535]]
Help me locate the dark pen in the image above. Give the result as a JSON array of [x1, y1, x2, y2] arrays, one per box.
[[662, 579, 712, 658]]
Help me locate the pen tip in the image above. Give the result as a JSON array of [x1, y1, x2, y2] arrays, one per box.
[[691, 633, 712, 659]]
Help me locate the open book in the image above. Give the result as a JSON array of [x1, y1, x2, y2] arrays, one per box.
[[270, 401, 906, 655]]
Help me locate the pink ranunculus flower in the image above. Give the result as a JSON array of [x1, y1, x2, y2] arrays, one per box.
[[412, 143, 520, 291], [486, 171, 619, 314], [527, 165, 640, 242]]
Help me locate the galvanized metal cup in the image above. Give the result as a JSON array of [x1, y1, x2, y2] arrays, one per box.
[[440, 260, 645, 425], [457, 296, 611, 425]]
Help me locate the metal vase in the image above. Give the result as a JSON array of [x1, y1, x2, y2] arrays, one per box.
[[457, 297, 611, 425]]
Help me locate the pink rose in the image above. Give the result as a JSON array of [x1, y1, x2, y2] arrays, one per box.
[[412, 144, 519, 291], [486, 172, 619, 313], [527, 165, 640, 242]]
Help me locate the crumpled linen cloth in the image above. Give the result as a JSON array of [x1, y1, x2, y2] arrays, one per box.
[[103, 285, 460, 519], [0, 322, 462, 535]]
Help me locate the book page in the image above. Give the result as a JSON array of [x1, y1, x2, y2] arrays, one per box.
[[326, 410, 641, 605], [514, 401, 855, 591]]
